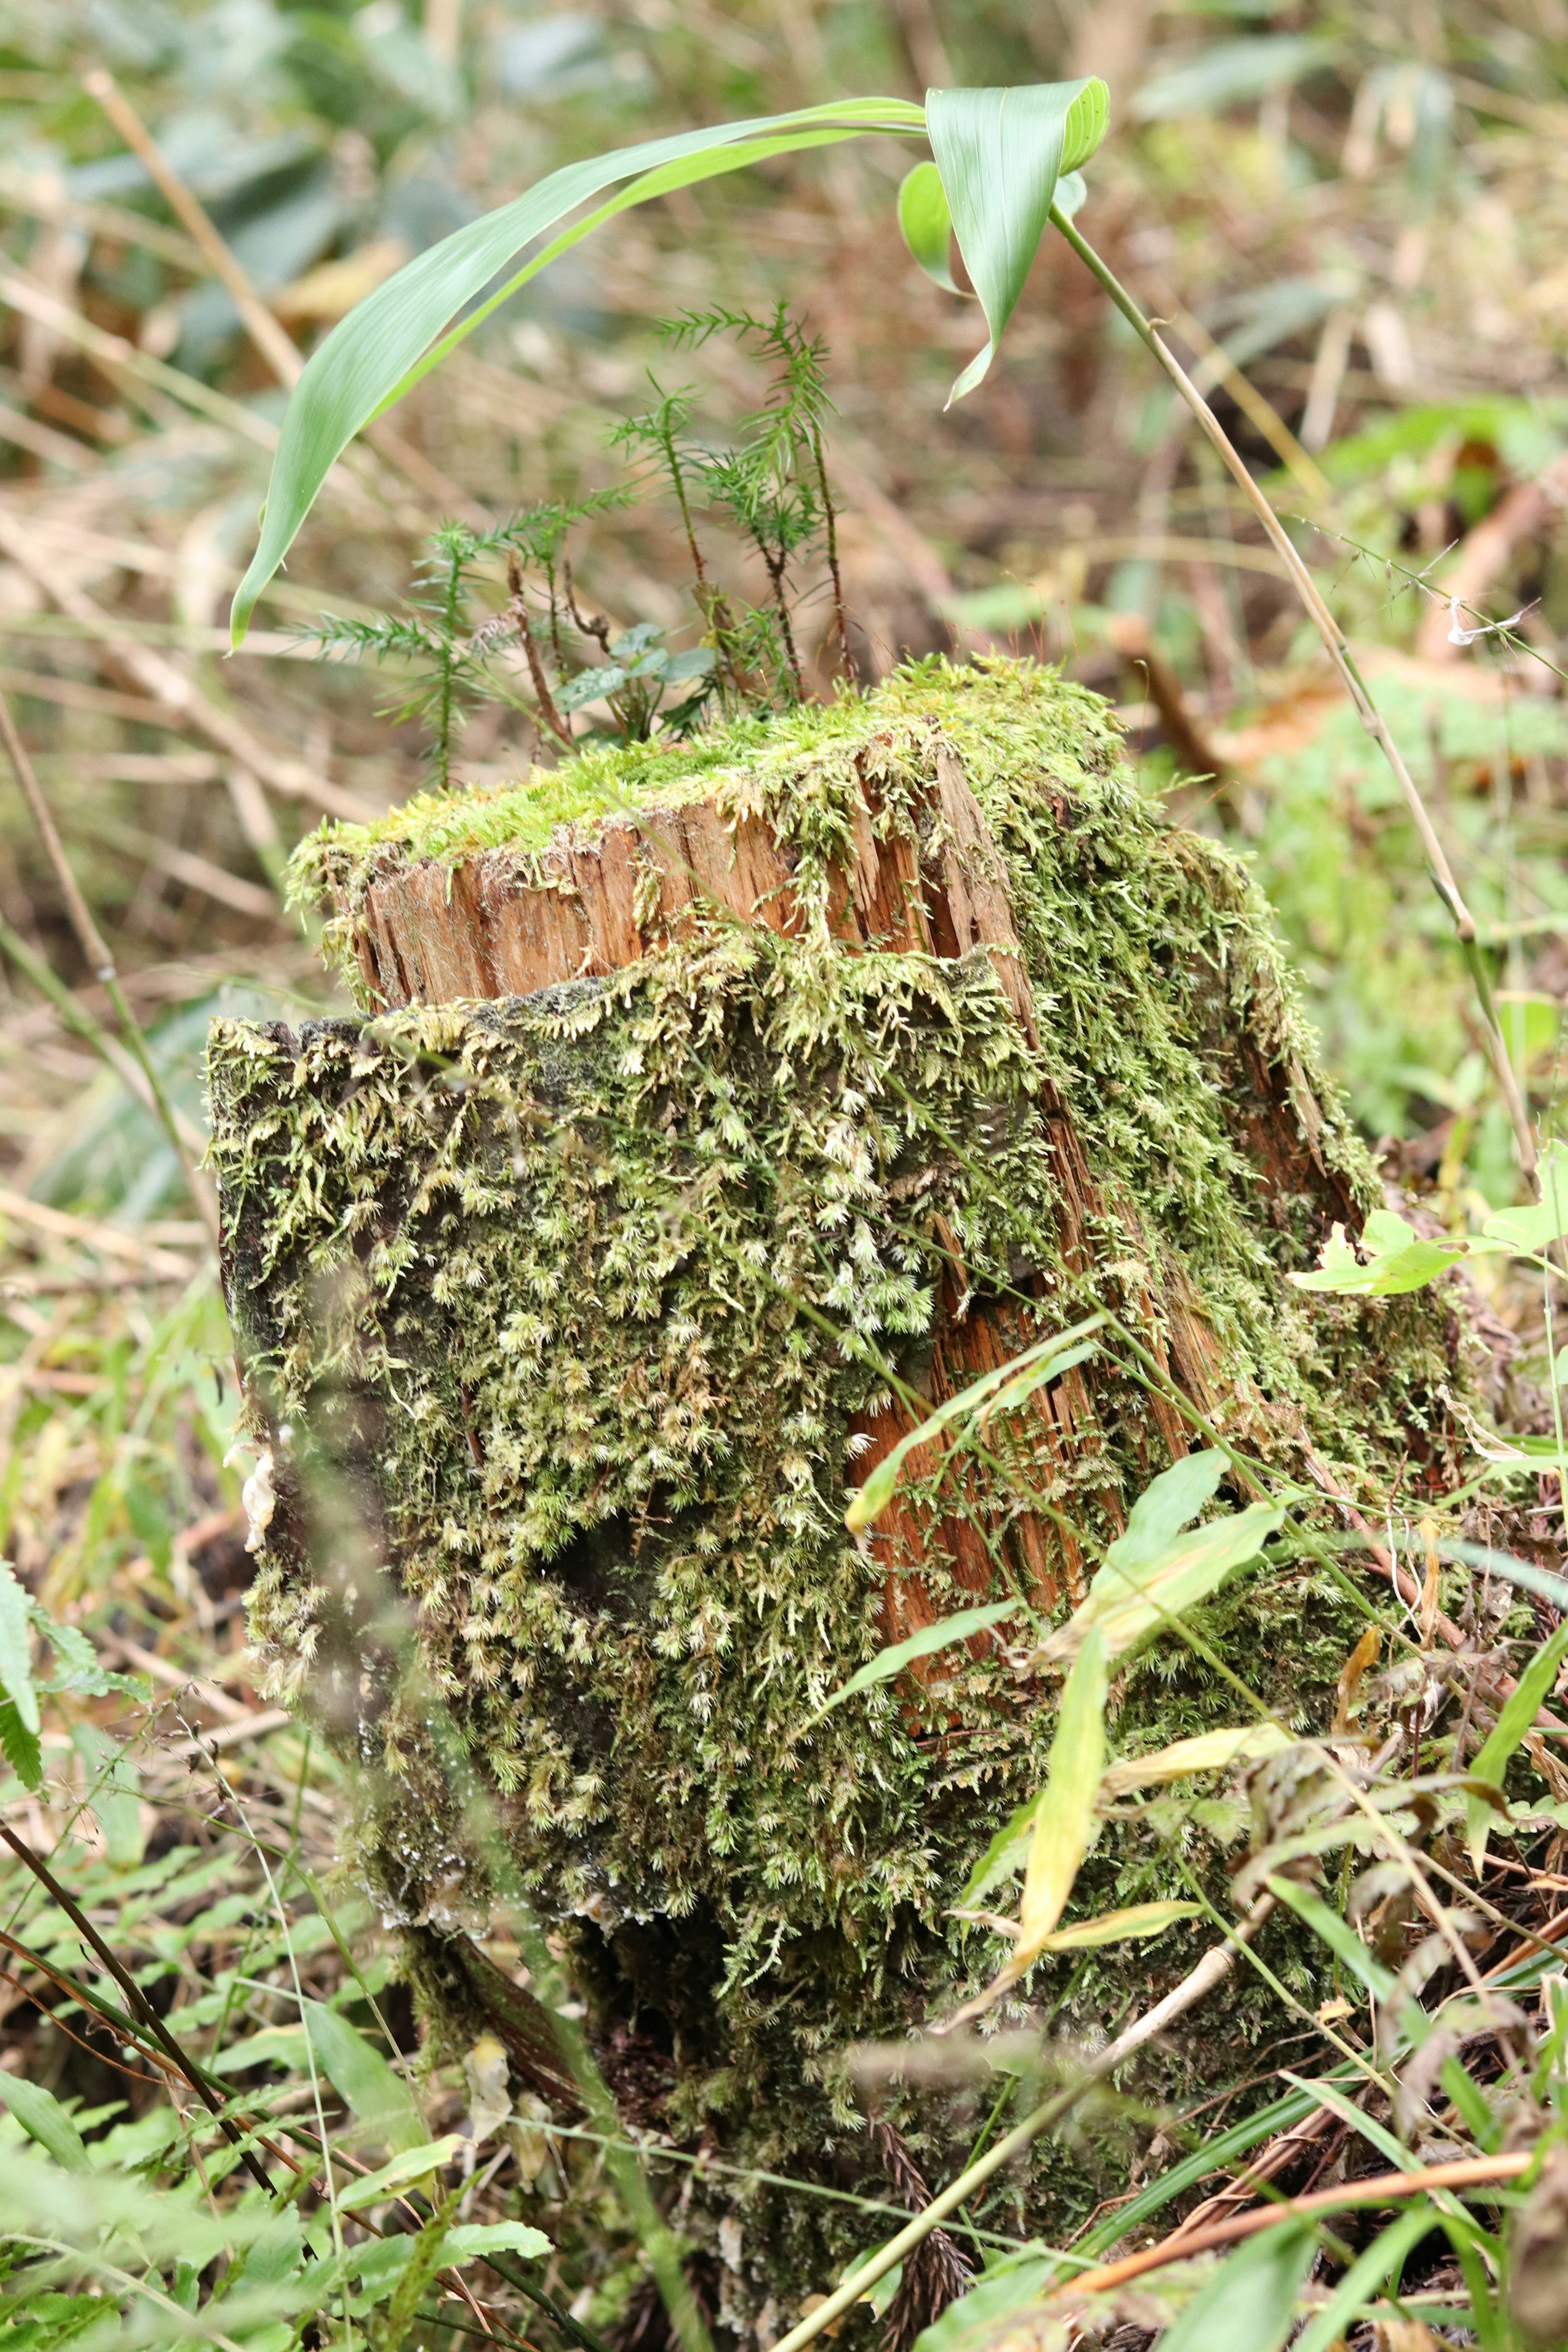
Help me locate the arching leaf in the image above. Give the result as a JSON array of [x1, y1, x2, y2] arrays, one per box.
[[926, 77, 1108, 405], [229, 98, 923, 642]]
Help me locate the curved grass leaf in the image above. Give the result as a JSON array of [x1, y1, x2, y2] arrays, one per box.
[[1465, 1613, 1568, 1867], [1154, 2221, 1316, 2352], [1018, 1626, 1107, 1953], [302, 1998, 427, 2152], [0, 2075, 89, 2172], [816, 1598, 1022, 1717], [898, 161, 960, 291], [1040, 1488, 1282, 1667], [1292, 2205, 1436, 2352], [230, 97, 923, 641], [845, 1311, 1104, 1533], [926, 78, 1108, 405], [1264, 1873, 1399, 2002]]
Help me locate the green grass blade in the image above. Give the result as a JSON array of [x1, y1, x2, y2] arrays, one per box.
[[229, 97, 923, 642]]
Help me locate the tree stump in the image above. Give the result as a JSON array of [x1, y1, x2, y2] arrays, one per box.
[[209, 660, 1466, 2335]]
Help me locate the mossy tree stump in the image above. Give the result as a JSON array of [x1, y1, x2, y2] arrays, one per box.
[[210, 660, 1466, 2338]]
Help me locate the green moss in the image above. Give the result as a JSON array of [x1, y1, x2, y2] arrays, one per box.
[[214, 660, 1470, 2320]]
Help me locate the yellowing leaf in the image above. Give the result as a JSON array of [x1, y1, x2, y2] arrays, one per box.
[[1018, 1628, 1107, 1953], [1036, 1899, 1200, 1951], [1099, 1722, 1294, 1800], [1040, 1498, 1282, 1667]]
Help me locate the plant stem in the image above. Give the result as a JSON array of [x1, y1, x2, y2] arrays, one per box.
[[1047, 201, 1538, 1184], [0, 690, 220, 1241], [0, 1819, 275, 2197], [767, 1895, 1276, 2352]]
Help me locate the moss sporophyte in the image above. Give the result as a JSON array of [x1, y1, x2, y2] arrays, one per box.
[[208, 659, 1471, 2307]]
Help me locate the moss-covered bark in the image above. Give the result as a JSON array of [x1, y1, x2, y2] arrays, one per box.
[[209, 660, 1470, 2338]]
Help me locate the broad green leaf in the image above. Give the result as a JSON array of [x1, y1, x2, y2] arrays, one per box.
[[1482, 1139, 1568, 1252], [301, 1999, 427, 2152], [1154, 2223, 1316, 2352], [907, 2258, 1058, 2352], [0, 1559, 39, 1735], [1100, 1722, 1294, 1800], [898, 161, 958, 292], [1036, 1898, 1198, 1951], [955, 1790, 1042, 1910], [845, 1313, 1104, 1532], [0, 2074, 89, 2171], [1018, 1628, 1107, 1953], [72, 1722, 145, 1871], [337, 2132, 464, 2209], [1054, 169, 1088, 221], [230, 97, 924, 641], [927, 78, 1108, 404], [1290, 1209, 1465, 1296], [1264, 1874, 1399, 2002], [1040, 1498, 1282, 1666], [817, 1600, 1022, 1716], [1465, 1615, 1568, 1866], [444, 2221, 553, 2263], [1294, 2206, 1435, 2352], [1107, 1447, 1225, 1568]]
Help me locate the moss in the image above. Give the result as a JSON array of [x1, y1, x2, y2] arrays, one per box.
[[212, 659, 1470, 2326]]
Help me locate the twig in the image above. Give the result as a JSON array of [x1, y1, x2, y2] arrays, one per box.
[[1049, 202, 1538, 1183], [508, 556, 572, 744], [1047, 2150, 1532, 2303], [83, 70, 304, 389], [767, 1895, 1277, 2352], [0, 689, 219, 1243]]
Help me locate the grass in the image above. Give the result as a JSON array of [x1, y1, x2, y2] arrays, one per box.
[[6, 0, 1568, 2345]]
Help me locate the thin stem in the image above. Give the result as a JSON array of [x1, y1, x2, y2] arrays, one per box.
[[1047, 201, 1538, 1184], [0, 1819, 276, 2198], [0, 689, 219, 1240], [508, 557, 572, 746], [810, 420, 853, 681]]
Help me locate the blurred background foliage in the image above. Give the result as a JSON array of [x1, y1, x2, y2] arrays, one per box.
[[3, 9, 1568, 2332]]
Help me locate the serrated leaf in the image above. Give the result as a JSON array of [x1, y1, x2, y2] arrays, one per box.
[[1290, 1209, 1466, 1296], [302, 2000, 427, 2152], [845, 1312, 1104, 1532], [898, 160, 958, 292], [0, 1559, 38, 1736], [0, 2074, 89, 2171], [1100, 1722, 1294, 1800], [818, 1600, 1022, 1717], [1018, 1627, 1107, 1954], [229, 96, 926, 640], [0, 1697, 41, 1793], [926, 77, 1107, 403]]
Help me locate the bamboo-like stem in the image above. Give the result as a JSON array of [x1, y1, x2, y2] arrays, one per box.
[[0, 691, 219, 1241], [1048, 201, 1538, 1183], [767, 1895, 1276, 2352]]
